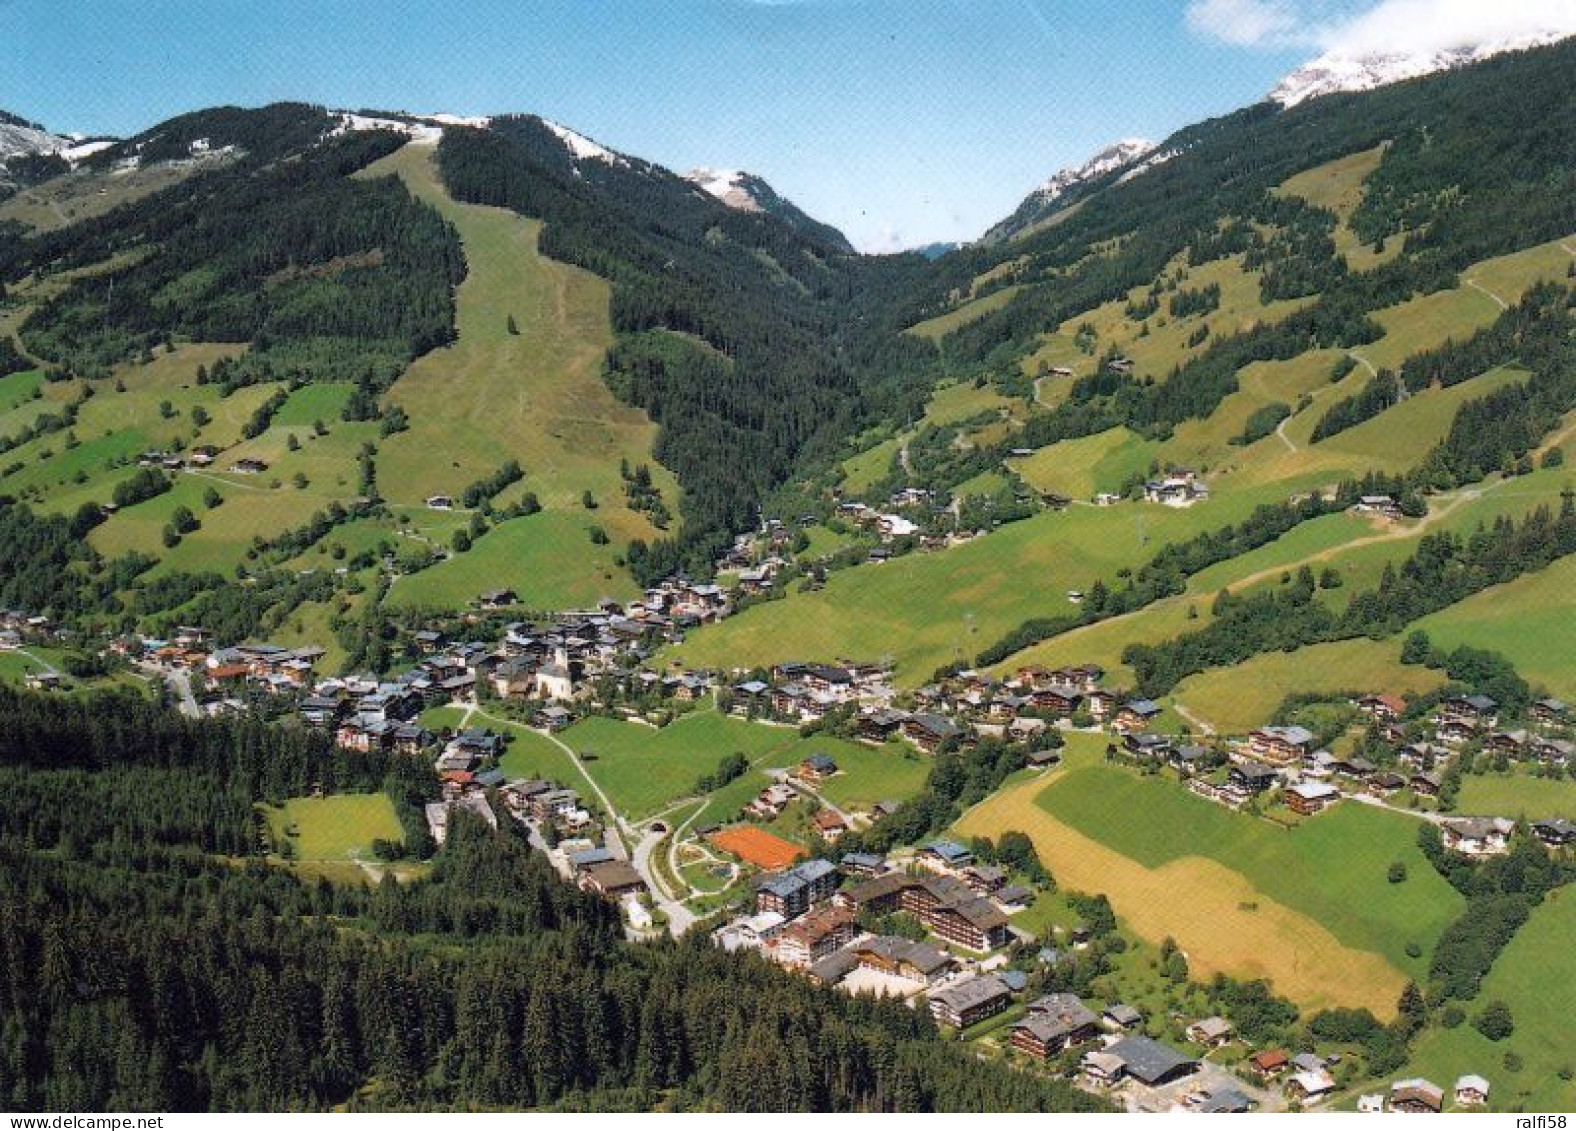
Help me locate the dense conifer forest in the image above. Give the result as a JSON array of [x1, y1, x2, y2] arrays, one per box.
[[0, 687, 1109, 1112]]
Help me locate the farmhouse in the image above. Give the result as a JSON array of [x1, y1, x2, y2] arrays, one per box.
[[1287, 1070, 1338, 1103], [1532, 697, 1568, 725], [1388, 1078, 1444, 1114], [1102, 1003, 1143, 1031], [1440, 816, 1514, 856], [1454, 1074, 1490, 1107], [928, 974, 1012, 1029], [811, 808, 847, 841], [1248, 1050, 1288, 1078], [858, 708, 908, 743], [1122, 732, 1173, 760], [797, 752, 839, 781], [1358, 693, 1407, 720], [1186, 1016, 1234, 1047]]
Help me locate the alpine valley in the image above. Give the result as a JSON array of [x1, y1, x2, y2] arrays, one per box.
[[3, 26, 1576, 1117]]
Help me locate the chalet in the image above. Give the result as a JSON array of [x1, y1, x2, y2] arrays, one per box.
[[857, 708, 908, 743], [811, 808, 847, 842], [918, 839, 974, 874], [1113, 699, 1162, 732], [1286, 780, 1341, 816], [1009, 715, 1048, 742], [1011, 994, 1100, 1059], [1388, 1078, 1444, 1114], [1287, 1070, 1338, 1103], [1227, 761, 1279, 796], [1248, 1049, 1289, 1078], [1354, 494, 1400, 517], [1144, 476, 1208, 507], [1488, 729, 1529, 755], [528, 787, 582, 821], [1248, 724, 1316, 766], [839, 852, 887, 877], [714, 911, 788, 953], [1532, 697, 1569, 725], [929, 974, 1012, 1029], [902, 713, 964, 752], [731, 679, 772, 714], [1329, 754, 1377, 779], [1409, 771, 1443, 798], [1436, 718, 1478, 746], [1358, 693, 1407, 720], [229, 458, 268, 474], [1440, 816, 1514, 856], [746, 783, 799, 820], [1093, 492, 1122, 506], [1532, 817, 1576, 847], [1026, 746, 1062, 769], [961, 863, 1007, 894], [1123, 732, 1173, 760], [1186, 1016, 1234, 1047], [477, 589, 517, 609], [1454, 1074, 1490, 1107], [1084, 1036, 1199, 1089], [772, 905, 857, 968], [755, 858, 839, 919], [797, 752, 839, 781], [580, 861, 646, 900], [1169, 744, 1210, 772], [450, 727, 504, 760], [849, 936, 954, 983], [536, 704, 572, 730], [1085, 688, 1118, 719], [1533, 737, 1576, 764], [424, 495, 453, 510], [1439, 693, 1498, 729], [1031, 684, 1083, 715], [1102, 1003, 1143, 1031]]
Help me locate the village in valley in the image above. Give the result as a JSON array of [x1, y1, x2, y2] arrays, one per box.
[[6, 463, 1572, 1114]]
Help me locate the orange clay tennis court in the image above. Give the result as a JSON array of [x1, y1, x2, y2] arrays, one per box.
[[708, 825, 806, 869]]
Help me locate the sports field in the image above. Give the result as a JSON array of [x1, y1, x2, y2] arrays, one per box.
[[709, 825, 806, 869], [262, 792, 404, 861]]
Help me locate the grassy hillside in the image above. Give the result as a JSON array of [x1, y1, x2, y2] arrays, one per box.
[[1397, 887, 1576, 1112], [957, 739, 1462, 1016]]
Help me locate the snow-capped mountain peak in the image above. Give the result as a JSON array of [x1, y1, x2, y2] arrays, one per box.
[[685, 167, 765, 213], [1271, 29, 1576, 107], [1029, 138, 1157, 206]]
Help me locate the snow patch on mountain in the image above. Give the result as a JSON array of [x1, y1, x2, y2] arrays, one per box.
[[542, 120, 626, 166], [332, 112, 493, 146], [1272, 29, 1576, 106], [1028, 138, 1157, 207], [685, 167, 763, 212], [0, 118, 68, 162]]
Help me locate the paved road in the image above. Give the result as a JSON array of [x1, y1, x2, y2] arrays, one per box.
[[138, 661, 200, 717], [467, 703, 699, 935], [632, 825, 697, 936]]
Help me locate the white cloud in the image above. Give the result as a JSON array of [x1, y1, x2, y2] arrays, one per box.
[[1314, 0, 1576, 56], [1185, 0, 1312, 47], [1187, 0, 1576, 54]]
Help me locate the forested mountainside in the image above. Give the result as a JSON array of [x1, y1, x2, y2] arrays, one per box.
[[435, 117, 936, 579], [0, 686, 1108, 1113], [5, 105, 464, 387], [921, 38, 1576, 384]]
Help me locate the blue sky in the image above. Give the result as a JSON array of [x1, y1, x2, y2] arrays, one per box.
[[0, 0, 1477, 250]]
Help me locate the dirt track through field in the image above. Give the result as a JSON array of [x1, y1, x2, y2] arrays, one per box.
[[957, 774, 1404, 1017]]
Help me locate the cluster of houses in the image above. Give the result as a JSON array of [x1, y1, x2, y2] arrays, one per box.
[[713, 837, 1037, 982]]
